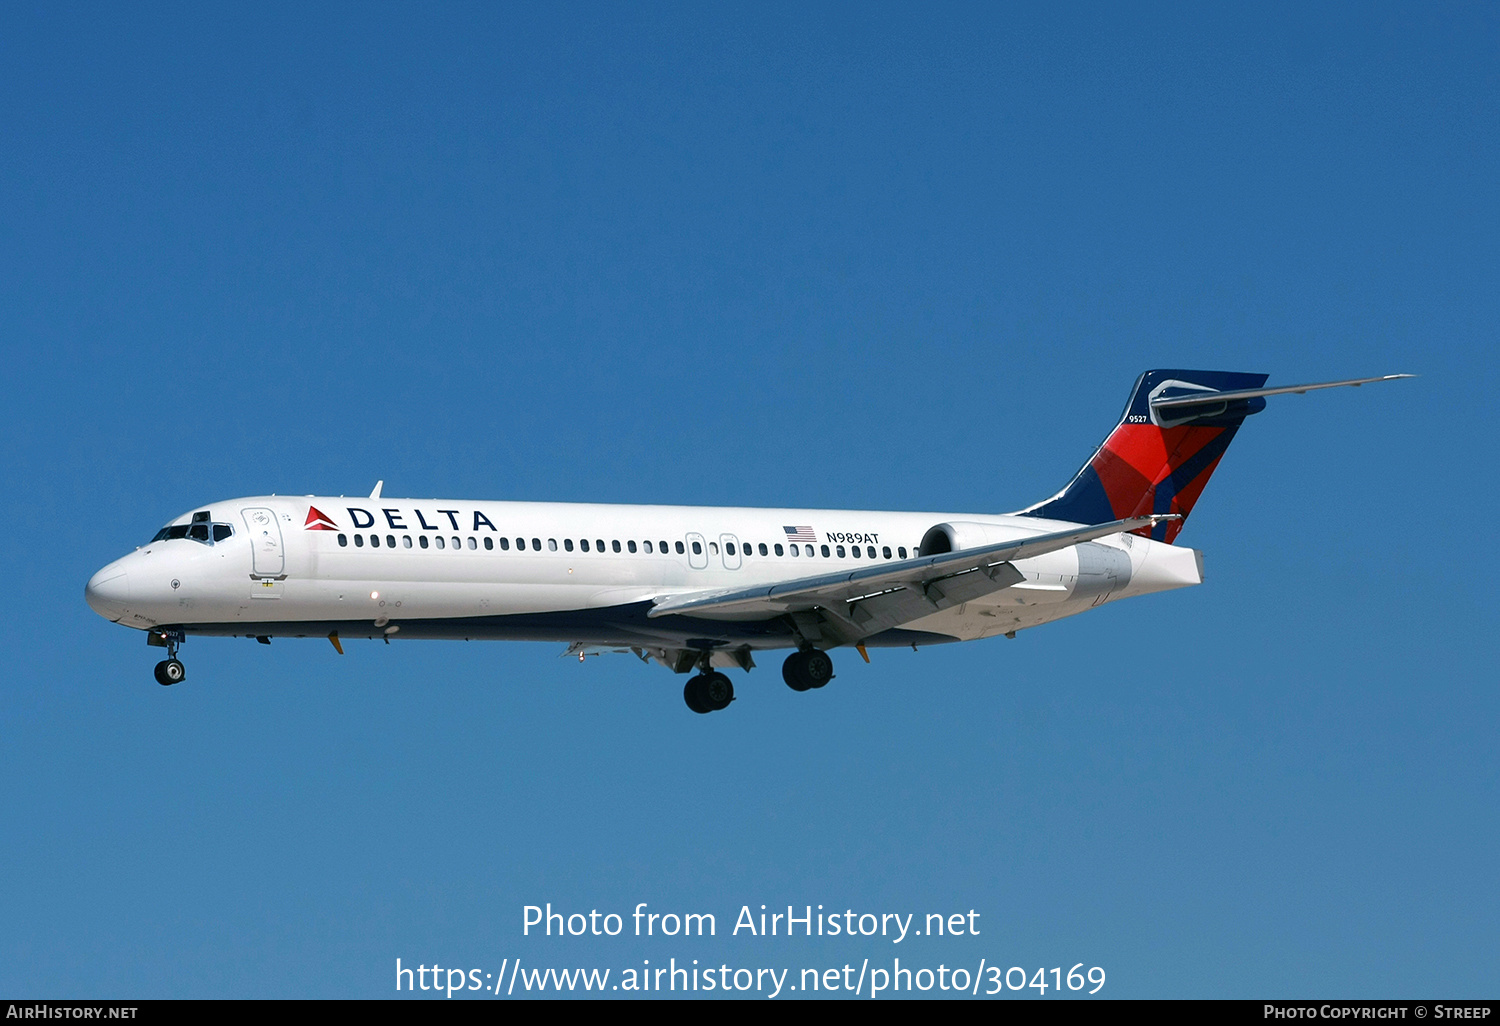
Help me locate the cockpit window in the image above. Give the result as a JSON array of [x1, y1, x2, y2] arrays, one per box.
[[150, 520, 234, 545]]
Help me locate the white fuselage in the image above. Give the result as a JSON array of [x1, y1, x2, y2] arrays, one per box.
[[85, 494, 1203, 654]]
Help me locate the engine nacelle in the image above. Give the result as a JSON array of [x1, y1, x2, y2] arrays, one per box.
[[918, 520, 1135, 604], [917, 521, 1021, 556]]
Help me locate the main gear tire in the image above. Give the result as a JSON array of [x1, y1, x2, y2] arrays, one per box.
[[701, 671, 734, 711], [684, 676, 712, 714], [782, 649, 833, 692]]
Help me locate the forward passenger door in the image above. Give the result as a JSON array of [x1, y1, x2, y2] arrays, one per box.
[[241, 507, 285, 579]]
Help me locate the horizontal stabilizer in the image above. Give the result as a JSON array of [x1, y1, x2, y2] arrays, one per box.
[[1150, 374, 1414, 412]]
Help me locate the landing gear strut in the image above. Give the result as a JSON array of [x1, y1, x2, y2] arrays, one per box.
[[151, 630, 186, 686], [684, 671, 734, 714], [782, 649, 833, 692]]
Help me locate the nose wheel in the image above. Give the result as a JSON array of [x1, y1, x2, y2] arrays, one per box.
[[149, 630, 187, 686], [154, 659, 186, 686]]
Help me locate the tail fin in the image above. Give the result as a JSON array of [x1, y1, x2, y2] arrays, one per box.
[[1018, 369, 1269, 543]]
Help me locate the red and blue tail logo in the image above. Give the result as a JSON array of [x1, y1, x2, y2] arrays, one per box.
[[1020, 369, 1269, 542]]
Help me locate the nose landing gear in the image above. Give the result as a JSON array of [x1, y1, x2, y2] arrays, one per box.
[[154, 659, 186, 686], [149, 630, 187, 686]]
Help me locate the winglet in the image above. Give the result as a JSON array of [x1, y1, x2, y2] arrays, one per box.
[[328, 632, 344, 655], [370, 480, 384, 499]]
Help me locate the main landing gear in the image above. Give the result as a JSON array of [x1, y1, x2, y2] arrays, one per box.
[[681, 648, 834, 711], [150, 630, 186, 686], [782, 649, 834, 692], [683, 672, 734, 714]]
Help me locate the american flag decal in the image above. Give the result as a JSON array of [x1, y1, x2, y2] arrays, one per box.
[[783, 525, 816, 543]]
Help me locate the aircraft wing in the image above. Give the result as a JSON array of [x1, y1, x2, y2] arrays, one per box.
[[647, 514, 1176, 640]]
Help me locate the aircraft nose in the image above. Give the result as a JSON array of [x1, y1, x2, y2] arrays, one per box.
[[85, 567, 130, 620]]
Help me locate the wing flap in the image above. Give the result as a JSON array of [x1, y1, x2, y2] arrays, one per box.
[[846, 563, 1027, 635]]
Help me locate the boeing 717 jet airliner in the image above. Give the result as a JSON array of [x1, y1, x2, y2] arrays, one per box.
[[86, 369, 1407, 713]]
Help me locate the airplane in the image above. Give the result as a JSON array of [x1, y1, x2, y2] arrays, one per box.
[[85, 369, 1409, 713]]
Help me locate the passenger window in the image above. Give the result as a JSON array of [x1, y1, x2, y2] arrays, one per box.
[[597, 539, 605, 552], [660, 541, 669, 554], [867, 546, 876, 559], [500, 537, 510, 550], [533, 538, 542, 551], [821, 544, 830, 557], [548, 539, 558, 551], [690, 541, 701, 555], [759, 543, 768, 556], [643, 541, 653, 553], [419, 535, 429, 549], [612, 540, 621, 553], [452, 536, 461, 549], [850, 545, 860, 558], [338, 534, 348, 547], [627, 540, 636, 553], [898, 546, 907, 559], [566, 539, 576, 552], [388, 535, 397, 548], [484, 537, 493, 550], [774, 543, 783, 556], [370, 534, 380, 548], [436, 536, 445, 549], [213, 524, 232, 542], [355, 534, 365, 548], [883, 546, 892, 559], [467, 537, 477, 550], [188, 524, 209, 542], [404, 536, 413, 548], [725, 542, 735, 556]]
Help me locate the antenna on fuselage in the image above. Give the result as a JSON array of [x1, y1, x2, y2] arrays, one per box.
[[370, 480, 384, 499]]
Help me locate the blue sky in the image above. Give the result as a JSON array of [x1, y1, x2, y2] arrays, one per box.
[[2, 2, 1495, 998]]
